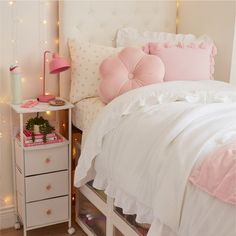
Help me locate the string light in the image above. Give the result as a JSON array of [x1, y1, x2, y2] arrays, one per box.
[[176, 0, 180, 34], [9, 1, 18, 66], [0, 2, 61, 209], [39, 76, 43, 80], [73, 147, 76, 156], [4, 196, 12, 205], [0, 97, 6, 104]]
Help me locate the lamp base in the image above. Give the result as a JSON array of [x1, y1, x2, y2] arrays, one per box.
[[37, 95, 55, 103]]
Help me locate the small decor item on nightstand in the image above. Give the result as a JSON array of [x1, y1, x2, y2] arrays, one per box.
[[25, 113, 55, 143], [21, 100, 39, 108], [9, 65, 22, 105], [49, 99, 66, 106]]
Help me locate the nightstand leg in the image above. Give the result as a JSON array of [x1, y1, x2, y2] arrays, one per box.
[[23, 227, 27, 236], [67, 108, 75, 235], [10, 108, 19, 227], [68, 227, 75, 235], [20, 114, 27, 235]]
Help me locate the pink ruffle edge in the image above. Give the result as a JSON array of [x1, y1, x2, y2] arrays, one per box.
[[142, 41, 217, 79]]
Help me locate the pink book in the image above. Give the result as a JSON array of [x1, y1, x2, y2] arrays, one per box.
[[23, 129, 56, 140], [16, 133, 64, 147]]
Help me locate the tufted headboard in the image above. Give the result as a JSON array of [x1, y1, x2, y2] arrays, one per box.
[[59, 0, 176, 100]]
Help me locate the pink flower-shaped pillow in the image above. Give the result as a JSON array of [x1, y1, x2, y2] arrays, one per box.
[[99, 47, 165, 103]]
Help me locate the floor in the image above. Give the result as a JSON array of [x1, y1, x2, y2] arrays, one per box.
[[0, 222, 86, 236]]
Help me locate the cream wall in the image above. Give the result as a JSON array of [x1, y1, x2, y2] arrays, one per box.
[[178, 0, 236, 83], [230, 5, 236, 86], [0, 0, 58, 229]]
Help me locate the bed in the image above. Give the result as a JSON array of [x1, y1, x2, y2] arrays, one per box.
[[59, 1, 236, 236]]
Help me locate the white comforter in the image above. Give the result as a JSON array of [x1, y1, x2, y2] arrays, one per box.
[[74, 80, 236, 235]]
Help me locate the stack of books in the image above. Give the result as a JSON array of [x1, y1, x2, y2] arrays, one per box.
[[16, 129, 64, 147]]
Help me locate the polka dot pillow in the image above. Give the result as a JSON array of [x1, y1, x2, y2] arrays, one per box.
[[69, 39, 121, 103]]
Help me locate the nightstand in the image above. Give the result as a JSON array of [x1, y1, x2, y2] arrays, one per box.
[[10, 99, 75, 236]]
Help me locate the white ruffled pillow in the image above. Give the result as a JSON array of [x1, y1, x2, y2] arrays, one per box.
[[69, 39, 121, 103], [116, 27, 213, 47]]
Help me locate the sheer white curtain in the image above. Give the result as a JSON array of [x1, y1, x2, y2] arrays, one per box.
[[0, 1, 58, 229]]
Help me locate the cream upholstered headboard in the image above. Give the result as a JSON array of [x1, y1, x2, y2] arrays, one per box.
[[59, 0, 176, 100]]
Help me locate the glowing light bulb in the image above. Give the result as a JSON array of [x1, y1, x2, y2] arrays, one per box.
[[62, 123, 66, 128], [39, 77, 43, 80], [46, 111, 51, 115], [73, 147, 76, 156], [43, 20, 47, 25], [21, 77, 25, 82], [4, 196, 11, 204], [9, 1, 14, 5], [45, 92, 49, 95], [55, 39, 59, 45], [176, 0, 180, 8], [0, 132, 2, 138], [57, 21, 59, 26], [15, 60, 18, 64], [44, 41, 48, 44]]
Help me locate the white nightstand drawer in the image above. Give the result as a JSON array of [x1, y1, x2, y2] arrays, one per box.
[[26, 196, 68, 228], [24, 145, 68, 176], [25, 171, 68, 202]]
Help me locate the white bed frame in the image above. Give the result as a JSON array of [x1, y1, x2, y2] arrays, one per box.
[[59, 1, 176, 235]]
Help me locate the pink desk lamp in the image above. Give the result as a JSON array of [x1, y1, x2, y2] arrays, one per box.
[[37, 51, 70, 102]]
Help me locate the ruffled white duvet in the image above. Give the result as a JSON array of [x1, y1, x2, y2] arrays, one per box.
[[74, 80, 236, 235]]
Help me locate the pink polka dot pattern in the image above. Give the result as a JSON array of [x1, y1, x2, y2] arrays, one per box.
[[72, 97, 105, 146], [69, 39, 121, 103]]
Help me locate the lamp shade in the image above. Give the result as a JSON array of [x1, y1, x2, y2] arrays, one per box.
[[49, 53, 70, 74]]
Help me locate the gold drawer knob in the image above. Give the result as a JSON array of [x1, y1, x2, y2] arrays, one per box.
[[45, 157, 51, 164], [46, 209, 52, 215], [46, 184, 52, 191]]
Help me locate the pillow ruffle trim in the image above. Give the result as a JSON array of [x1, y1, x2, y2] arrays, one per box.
[[145, 41, 217, 80]]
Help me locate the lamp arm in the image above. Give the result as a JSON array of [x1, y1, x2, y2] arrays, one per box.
[[43, 50, 51, 95]]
